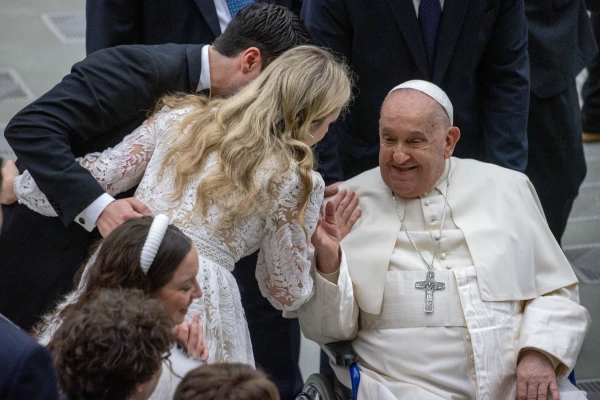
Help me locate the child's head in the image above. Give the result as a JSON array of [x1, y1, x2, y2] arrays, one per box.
[[174, 363, 280, 400], [73, 215, 202, 324], [48, 289, 175, 400]]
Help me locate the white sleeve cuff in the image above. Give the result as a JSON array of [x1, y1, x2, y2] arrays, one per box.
[[75, 193, 115, 232]]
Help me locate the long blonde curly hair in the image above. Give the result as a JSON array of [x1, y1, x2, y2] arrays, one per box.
[[159, 45, 352, 228]]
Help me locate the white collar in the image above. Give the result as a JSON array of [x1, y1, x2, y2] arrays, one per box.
[[196, 45, 211, 93]]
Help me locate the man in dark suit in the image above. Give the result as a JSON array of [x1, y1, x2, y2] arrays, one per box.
[[0, 3, 308, 333], [581, 0, 600, 143], [301, 0, 529, 184], [0, 158, 59, 400], [524, 0, 597, 243], [86, 0, 303, 54], [0, 315, 59, 400]]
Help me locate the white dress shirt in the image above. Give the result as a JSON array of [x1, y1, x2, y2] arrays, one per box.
[[197, 45, 212, 93], [214, 0, 233, 34]]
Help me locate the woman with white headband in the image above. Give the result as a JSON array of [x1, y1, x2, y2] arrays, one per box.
[[8, 45, 354, 385], [34, 215, 207, 398]]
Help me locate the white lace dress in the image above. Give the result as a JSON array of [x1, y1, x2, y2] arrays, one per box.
[[15, 106, 323, 397]]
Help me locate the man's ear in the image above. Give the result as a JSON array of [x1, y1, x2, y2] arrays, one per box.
[[240, 47, 263, 74], [444, 126, 461, 158]]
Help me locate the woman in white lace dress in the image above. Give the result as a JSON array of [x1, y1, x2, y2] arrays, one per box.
[[9, 46, 352, 368]]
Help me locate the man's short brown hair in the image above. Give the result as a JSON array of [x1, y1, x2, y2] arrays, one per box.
[[174, 363, 280, 400], [48, 289, 175, 400]]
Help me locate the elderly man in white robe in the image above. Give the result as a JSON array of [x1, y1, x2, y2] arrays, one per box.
[[303, 80, 591, 400]]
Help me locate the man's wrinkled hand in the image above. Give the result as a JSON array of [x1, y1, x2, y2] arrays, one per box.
[[0, 160, 19, 205], [333, 188, 361, 240], [312, 194, 343, 274], [96, 197, 151, 237], [324, 182, 343, 198], [516, 349, 559, 400]]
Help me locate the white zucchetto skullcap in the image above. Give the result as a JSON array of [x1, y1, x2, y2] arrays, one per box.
[[388, 80, 454, 125]]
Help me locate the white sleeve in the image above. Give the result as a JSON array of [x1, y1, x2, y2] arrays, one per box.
[[518, 284, 591, 378], [255, 171, 324, 311], [73, 193, 115, 231], [297, 248, 360, 344], [13, 109, 171, 222]]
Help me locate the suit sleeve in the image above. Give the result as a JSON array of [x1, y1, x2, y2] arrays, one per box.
[[7, 345, 59, 400], [4, 47, 161, 226], [301, 0, 353, 183], [479, 0, 530, 172], [13, 109, 168, 217], [85, 0, 143, 54]]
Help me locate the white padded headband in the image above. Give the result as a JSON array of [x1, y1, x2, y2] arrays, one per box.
[[389, 80, 454, 125], [140, 214, 170, 274]]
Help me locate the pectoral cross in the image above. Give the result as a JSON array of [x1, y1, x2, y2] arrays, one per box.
[[415, 270, 445, 313]]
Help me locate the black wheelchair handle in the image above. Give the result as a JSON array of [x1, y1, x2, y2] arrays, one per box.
[[321, 341, 359, 367]]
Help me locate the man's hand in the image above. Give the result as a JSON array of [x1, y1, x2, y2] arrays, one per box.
[[96, 197, 151, 237], [0, 160, 19, 205], [333, 189, 361, 240], [324, 182, 343, 198], [516, 349, 559, 400], [174, 313, 209, 361]]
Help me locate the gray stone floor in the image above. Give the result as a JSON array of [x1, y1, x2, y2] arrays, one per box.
[[1, 0, 599, 394]]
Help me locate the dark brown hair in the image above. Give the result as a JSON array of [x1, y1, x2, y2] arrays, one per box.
[[213, 3, 312, 68], [81, 215, 192, 290], [174, 363, 280, 400], [48, 289, 176, 400], [48, 216, 192, 328]]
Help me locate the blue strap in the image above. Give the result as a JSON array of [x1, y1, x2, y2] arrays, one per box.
[[568, 370, 576, 385], [349, 363, 360, 400]]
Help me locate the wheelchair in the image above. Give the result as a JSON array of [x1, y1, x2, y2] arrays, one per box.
[[294, 342, 579, 400], [295, 341, 360, 400]]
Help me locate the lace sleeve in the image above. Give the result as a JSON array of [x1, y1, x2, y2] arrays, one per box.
[[13, 109, 173, 216], [256, 170, 325, 311]]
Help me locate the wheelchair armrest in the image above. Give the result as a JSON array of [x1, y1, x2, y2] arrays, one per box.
[[320, 341, 359, 367]]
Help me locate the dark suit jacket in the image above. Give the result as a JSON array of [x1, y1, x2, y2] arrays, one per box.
[[0, 315, 59, 400], [6, 44, 204, 225], [302, 0, 530, 183], [86, 0, 303, 54], [0, 44, 204, 330], [526, 0, 597, 98]]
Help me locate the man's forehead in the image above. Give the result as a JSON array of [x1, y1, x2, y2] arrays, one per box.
[[381, 90, 436, 118], [384, 81, 454, 125]]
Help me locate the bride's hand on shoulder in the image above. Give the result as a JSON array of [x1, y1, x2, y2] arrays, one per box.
[[311, 189, 361, 274], [174, 313, 209, 362]]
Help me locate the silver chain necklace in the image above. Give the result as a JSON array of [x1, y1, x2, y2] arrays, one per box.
[[391, 158, 451, 313]]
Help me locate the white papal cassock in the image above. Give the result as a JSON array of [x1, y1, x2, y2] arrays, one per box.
[[297, 158, 591, 400]]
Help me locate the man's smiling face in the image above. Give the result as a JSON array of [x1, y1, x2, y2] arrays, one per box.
[[378, 89, 459, 198]]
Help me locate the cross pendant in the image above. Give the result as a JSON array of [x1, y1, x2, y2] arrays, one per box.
[[415, 270, 445, 313]]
